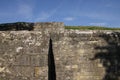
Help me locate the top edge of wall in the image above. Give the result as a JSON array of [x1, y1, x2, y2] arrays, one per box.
[[0, 22, 64, 31]]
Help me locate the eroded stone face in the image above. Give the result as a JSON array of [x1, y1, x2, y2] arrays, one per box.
[[0, 22, 120, 80], [0, 31, 49, 80]]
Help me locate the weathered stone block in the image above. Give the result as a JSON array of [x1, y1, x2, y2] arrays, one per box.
[[14, 55, 30, 66], [34, 67, 48, 78]]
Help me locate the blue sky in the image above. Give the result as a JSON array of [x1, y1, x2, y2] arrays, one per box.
[[0, 0, 120, 27]]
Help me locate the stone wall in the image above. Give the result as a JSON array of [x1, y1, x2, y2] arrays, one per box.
[[0, 31, 49, 80], [0, 22, 120, 80]]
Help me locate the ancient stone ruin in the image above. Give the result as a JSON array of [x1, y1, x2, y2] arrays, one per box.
[[0, 22, 120, 80]]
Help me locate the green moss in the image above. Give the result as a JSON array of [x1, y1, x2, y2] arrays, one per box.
[[65, 26, 120, 30]]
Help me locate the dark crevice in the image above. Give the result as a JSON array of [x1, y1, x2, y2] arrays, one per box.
[[48, 38, 56, 80]]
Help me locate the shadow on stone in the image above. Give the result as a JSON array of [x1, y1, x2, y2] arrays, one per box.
[[91, 32, 120, 80], [0, 22, 34, 31], [48, 38, 56, 80]]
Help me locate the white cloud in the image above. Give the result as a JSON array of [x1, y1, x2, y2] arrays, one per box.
[[35, 12, 50, 21], [79, 12, 118, 21], [0, 0, 34, 21], [34, 1, 64, 22], [34, 6, 61, 21], [64, 17, 75, 21], [105, 4, 112, 7], [0, 0, 63, 22], [89, 22, 107, 26], [17, 3, 33, 18]]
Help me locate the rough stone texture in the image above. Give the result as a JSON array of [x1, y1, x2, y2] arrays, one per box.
[[0, 31, 49, 80], [0, 22, 120, 80]]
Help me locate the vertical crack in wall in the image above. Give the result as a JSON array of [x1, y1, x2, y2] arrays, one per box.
[[48, 38, 56, 80]]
